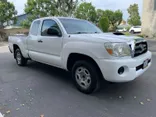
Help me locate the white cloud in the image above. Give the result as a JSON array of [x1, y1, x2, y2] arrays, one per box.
[[8, 0, 143, 19]]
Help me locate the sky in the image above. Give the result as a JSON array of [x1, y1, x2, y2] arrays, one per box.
[[8, 0, 143, 20]]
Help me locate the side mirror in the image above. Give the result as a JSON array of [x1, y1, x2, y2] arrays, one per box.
[[47, 27, 61, 37]]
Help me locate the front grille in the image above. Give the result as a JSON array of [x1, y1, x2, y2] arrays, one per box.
[[134, 41, 148, 57], [129, 41, 148, 57]]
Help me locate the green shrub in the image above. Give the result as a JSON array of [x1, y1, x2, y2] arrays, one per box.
[[126, 26, 131, 31], [123, 32, 131, 36], [99, 17, 109, 32]]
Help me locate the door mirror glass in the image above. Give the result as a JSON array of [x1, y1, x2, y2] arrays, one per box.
[[47, 28, 61, 36]]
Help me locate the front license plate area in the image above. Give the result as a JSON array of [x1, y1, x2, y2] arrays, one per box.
[[143, 59, 148, 69]]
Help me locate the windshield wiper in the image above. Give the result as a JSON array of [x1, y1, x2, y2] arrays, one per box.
[[94, 32, 100, 33], [73, 32, 89, 34], [73, 32, 101, 34]]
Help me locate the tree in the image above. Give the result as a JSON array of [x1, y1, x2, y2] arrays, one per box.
[[127, 4, 141, 26], [74, 2, 97, 23], [55, 0, 80, 16], [0, 0, 17, 41], [20, 19, 31, 29], [0, 0, 17, 28], [103, 10, 123, 30], [99, 17, 109, 32], [22, 0, 80, 28], [96, 9, 105, 23], [22, 0, 57, 28]]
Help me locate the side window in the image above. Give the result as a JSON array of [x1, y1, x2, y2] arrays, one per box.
[[30, 20, 40, 36], [41, 19, 61, 36]]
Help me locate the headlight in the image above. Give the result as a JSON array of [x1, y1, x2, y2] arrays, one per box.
[[104, 42, 131, 57]]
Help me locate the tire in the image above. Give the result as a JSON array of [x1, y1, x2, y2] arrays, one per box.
[[15, 49, 27, 66], [130, 30, 135, 34], [72, 60, 101, 94]]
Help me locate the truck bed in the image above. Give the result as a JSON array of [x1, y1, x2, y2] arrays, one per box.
[[8, 35, 28, 53]]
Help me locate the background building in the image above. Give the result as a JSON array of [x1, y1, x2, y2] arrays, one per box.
[[0, 14, 29, 41], [14, 14, 28, 26], [1, 14, 29, 35], [142, 0, 156, 37]]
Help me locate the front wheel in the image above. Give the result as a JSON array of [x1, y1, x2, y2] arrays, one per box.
[[72, 60, 101, 94], [130, 30, 135, 34], [15, 49, 27, 66]]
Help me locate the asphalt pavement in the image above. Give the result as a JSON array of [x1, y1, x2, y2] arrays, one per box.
[[0, 40, 156, 117]]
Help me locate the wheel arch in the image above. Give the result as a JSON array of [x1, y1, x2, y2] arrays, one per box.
[[66, 53, 103, 79], [13, 44, 20, 58]]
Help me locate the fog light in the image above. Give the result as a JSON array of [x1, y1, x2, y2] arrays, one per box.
[[118, 67, 124, 75]]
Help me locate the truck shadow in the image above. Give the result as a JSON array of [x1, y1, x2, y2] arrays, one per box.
[[26, 61, 143, 100], [27, 61, 73, 85]]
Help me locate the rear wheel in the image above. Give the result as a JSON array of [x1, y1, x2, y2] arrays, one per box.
[[72, 60, 101, 94], [15, 49, 27, 66]]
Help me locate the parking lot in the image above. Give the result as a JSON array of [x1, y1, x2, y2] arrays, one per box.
[[0, 40, 156, 117]]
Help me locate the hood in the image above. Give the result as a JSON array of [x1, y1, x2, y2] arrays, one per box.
[[70, 33, 143, 43]]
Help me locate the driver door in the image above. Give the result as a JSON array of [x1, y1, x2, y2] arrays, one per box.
[[37, 19, 63, 56], [33, 19, 63, 66]]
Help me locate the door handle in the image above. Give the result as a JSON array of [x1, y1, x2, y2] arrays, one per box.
[[38, 40, 43, 43]]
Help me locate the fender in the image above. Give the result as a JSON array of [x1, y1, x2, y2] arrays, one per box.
[[12, 36, 29, 58], [61, 41, 104, 70]]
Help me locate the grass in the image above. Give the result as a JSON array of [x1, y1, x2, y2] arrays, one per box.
[[123, 32, 131, 36]]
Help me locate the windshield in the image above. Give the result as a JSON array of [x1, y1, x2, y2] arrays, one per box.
[[59, 18, 102, 34], [134, 26, 141, 28]]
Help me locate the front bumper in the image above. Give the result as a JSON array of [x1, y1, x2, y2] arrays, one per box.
[[98, 51, 152, 82]]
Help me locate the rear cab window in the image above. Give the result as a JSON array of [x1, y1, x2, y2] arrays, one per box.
[[30, 20, 40, 36]]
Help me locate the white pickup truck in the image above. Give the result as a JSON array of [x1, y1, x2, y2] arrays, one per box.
[[9, 17, 152, 94]]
